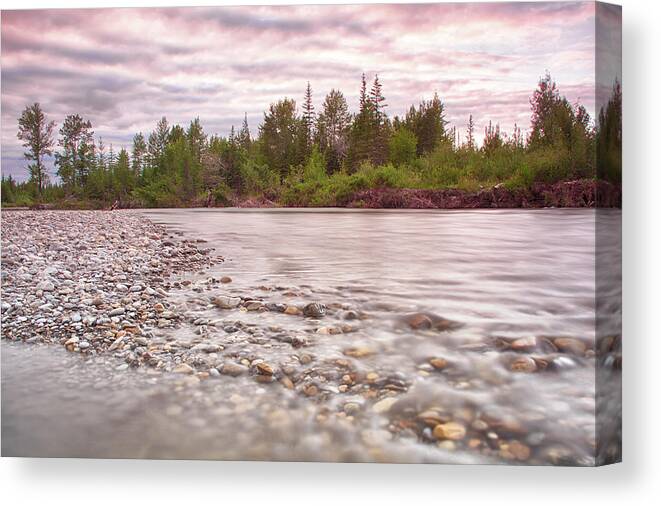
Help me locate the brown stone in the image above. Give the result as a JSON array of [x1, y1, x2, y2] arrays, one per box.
[[554, 337, 587, 355], [510, 356, 537, 373], [343, 347, 374, 358], [433, 422, 467, 441], [255, 362, 274, 376], [511, 336, 537, 351], [404, 313, 433, 330], [429, 357, 448, 370]]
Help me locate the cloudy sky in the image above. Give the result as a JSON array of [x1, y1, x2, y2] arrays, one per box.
[[2, 1, 604, 181]]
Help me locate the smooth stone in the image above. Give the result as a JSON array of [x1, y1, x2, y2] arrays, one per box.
[[553, 337, 587, 355], [372, 397, 398, 414], [220, 276, 232, 284], [433, 422, 467, 441], [221, 362, 248, 377], [510, 356, 537, 373], [404, 313, 433, 330], [108, 307, 125, 317], [212, 295, 241, 309], [36, 280, 55, 292], [511, 336, 537, 351], [173, 363, 195, 374], [255, 362, 274, 376], [284, 305, 301, 316], [429, 357, 448, 370]]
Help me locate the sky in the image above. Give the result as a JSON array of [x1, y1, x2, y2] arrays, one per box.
[[1, 1, 607, 182]]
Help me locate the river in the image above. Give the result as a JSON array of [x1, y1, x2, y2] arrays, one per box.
[[1, 208, 621, 464]]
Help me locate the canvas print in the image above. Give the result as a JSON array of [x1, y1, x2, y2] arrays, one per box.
[[0, 2, 621, 465]]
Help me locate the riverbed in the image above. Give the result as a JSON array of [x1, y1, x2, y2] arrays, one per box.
[[1, 209, 622, 464]]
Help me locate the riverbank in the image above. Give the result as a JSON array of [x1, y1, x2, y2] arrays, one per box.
[[1, 179, 621, 211], [1, 210, 620, 464]]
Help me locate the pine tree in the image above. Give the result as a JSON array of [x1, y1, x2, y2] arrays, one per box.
[[131, 132, 147, 175], [466, 114, 475, 150], [237, 113, 251, 150], [369, 74, 389, 165], [316, 89, 351, 173], [148, 117, 170, 172], [17, 103, 55, 196], [347, 73, 373, 171], [187, 117, 206, 163], [259, 98, 300, 181], [55, 114, 94, 191], [302, 82, 315, 154]]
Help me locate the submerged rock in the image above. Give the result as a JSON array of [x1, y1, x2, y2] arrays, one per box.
[[303, 302, 326, 318], [212, 295, 241, 309]]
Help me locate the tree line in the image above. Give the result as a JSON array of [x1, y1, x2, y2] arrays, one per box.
[[2, 72, 621, 207]]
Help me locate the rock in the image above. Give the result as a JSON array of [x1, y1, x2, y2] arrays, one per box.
[[281, 376, 295, 389], [343, 347, 374, 358], [255, 362, 274, 376], [344, 402, 362, 414], [220, 276, 232, 283], [71, 312, 82, 323], [429, 357, 448, 370], [553, 337, 587, 355], [108, 307, 125, 317], [404, 313, 433, 330], [304, 384, 319, 396], [366, 372, 379, 383], [303, 302, 326, 318], [503, 440, 531, 461], [212, 295, 241, 309], [153, 303, 165, 313], [129, 284, 143, 292], [433, 422, 467, 441], [372, 397, 398, 414], [208, 368, 220, 377], [417, 410, 449, 426], [511, 336, 537, 351], [284, 305, 301, 316], [510, 356, 537, 373], [36, 280, 55, 292], [173, 363, 195, 374], [116, 284, 129, 293], [221, 362, 248, 377], [115, 363, 129, 371]]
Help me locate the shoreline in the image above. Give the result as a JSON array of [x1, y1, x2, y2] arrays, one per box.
[[1, 179, 621, 211]]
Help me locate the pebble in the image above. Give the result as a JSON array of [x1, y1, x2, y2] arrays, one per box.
[[173, 363, 195, 374], [36, 280, 55, 292], [303, 302, 326, 318], [404, 313, 432, 330], [221, 362, 248, 377], [510, 356, 538, 373], [212, 295, 241, 309], [284, 305, 301, 316], [511, 336, 537, 351], [255, 362, 274, 376], [220, 276, 232, 283], [429, 357, 448, 370], [433, 422, 467, 441], [553, 337, 587, 355], [372, 397, 398, 414]]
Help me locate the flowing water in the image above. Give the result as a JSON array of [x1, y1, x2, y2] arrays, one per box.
[[1, 208, 622, 464]]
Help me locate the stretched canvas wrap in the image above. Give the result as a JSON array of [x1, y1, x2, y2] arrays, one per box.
[[0, 2, 622, 466]]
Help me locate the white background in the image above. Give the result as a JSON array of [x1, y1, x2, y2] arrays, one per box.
[[0, 0, 659, 504]]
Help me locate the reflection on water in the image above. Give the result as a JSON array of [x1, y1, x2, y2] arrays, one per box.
[[1, 209, 621, 464]]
